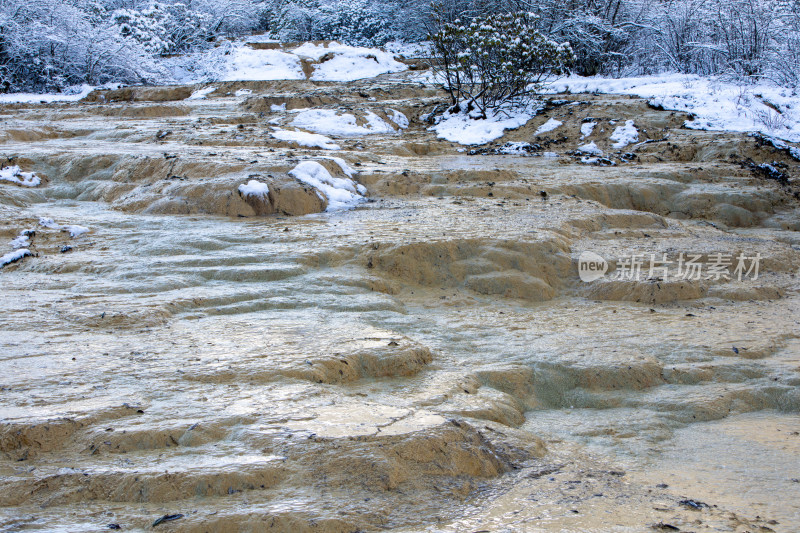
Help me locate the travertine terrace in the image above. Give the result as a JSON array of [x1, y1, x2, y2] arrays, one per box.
[[1, 65, 799, 531]]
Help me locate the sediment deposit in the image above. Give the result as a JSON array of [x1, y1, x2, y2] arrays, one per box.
[[1, 68, 799, 532]]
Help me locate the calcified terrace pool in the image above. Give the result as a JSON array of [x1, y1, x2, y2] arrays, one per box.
[[1, 72, 799, 532]]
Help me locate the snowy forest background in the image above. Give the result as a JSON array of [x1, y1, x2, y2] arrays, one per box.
[[2, 0, 800, 93]]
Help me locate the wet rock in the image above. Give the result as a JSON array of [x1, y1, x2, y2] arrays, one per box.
[[152, 514, 183, 527], [679, 498, 709, 509]]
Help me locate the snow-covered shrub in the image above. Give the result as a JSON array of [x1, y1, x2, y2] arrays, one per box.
[[708, 0, 776, 79], [267, 0, 401, 46], [111, 3, 213, 56], [524, 0, 632, 76], [0, 0, 271, 92], [424, 0, 508, 27], [184, 0, 271, 36], [639, 0, 798, 82], [0, 0, 163, 92], [647, 0, 711, 74], [770, 34, 800, 87], [430, 11, 574, 117]]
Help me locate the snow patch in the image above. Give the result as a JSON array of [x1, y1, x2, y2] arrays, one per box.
[[535, 118, 562, 135], [388, 109, 409, 129], [187, 86, 216, 100], [39, 217, 59, 229], [610, 120, 639, 148], [220, 48, 304, 81], [322, 157, 365, 194], [548, 74, 800, 143], [758, 135, 800, 160], [384, 41, 431, 57], [580, 156, 615, 166], [577, 141, 603, 155], [580, 122, 597, 138], [0, 166, 41, 187], [292, 42, 338, 61], [216, 42, 407, 83], [293, 42, 406, 82], [292, 109, 394, 137], [63, 225, 89, 238], [39, 217, 89, 237], [238, 180, 270, 199], [498, 142, 534, 155], [288, 161, 365, 211], [0, 85, 93, 104], [270, 129, 341, 150], [271, 103, 287, 112], [245, 35, 280, 44], [430, 104, 539, 146], [408, 71, 438, 85], [323, 156, 356, 178], [0, 249, 31, 268], [9, 233, 30, 250]]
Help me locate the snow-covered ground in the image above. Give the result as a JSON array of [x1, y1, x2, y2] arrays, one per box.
[[220, 48, 305, 81], [62, 225, 90, 238], [292, 109, 396, 136], [270, 129, 341, 150], [288, 161, 366, 211], [427, 73, 800, 146], [0, 85, 94, 104], [0, 249, 31, 268], [0, 166, 41, 187], [387, 109, 409, 129], [9, 232, 30, 250], [1, 229, 34, 269], [38, 217, 90, 238], [292, 42, 406, 82], [548, 74, 800, 143], [430, 104, 541, 145], [609, 120, 639, 148], [323, 157, 360, 181], [577, 141, 603, 155], [535, 118, 563, 135], [218, 41, 406, 83], [238, 180, 270, 199], [187, 86, 217, 100]]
